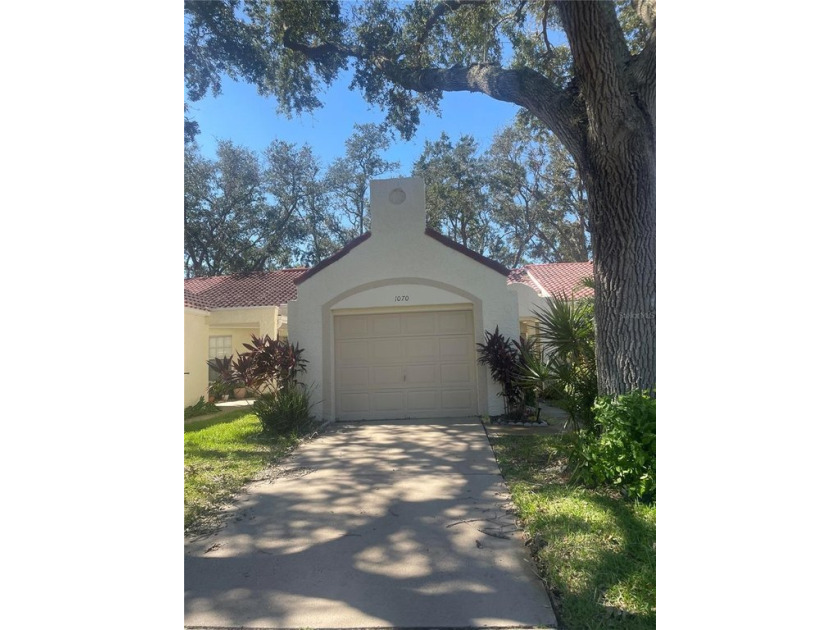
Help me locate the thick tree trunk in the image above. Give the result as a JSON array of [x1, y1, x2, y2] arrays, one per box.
[[582, 137, 656, 395], [556, 0, 656, 396]]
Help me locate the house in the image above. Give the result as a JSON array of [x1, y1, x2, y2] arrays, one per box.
[[184, 176, 593, 420]]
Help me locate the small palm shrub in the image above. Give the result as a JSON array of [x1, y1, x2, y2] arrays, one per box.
[[252, 384, 313, 435], [528, 294, 598, 429], [571, 389, 656, 502]]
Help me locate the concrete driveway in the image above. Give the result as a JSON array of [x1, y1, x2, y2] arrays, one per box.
[[184, 417, 556, 628]]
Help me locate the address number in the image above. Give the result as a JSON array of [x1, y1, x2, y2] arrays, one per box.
[[394, 295, 410, 302]]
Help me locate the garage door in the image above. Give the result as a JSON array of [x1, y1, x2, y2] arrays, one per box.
[[334, 309, 477, 420]]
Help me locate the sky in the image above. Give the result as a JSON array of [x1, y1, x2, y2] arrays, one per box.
[[189, 68, 523, 177]]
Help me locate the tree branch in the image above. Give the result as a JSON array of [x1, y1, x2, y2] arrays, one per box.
[[631, 0, 656, 31], [556, 0, 646, 145], [375, 60, 587, 166], [541, 1, 553, 55], [282, 12, 588, 169], [417, 1, 473, 46]]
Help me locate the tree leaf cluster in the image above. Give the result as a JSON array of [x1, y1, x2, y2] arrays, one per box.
[[414, 123, 590, 267], [185, 123, 398, 277]]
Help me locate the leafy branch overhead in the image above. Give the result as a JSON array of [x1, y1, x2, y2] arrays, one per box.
[[185, 0, 654, 168]]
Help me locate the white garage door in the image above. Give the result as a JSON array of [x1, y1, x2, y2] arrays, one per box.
[[334, 309, 477, 420]]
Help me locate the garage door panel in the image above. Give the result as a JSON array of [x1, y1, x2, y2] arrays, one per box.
[[371, 338, 402, 361], [336, 340, 370, 363], [372, 365, 404, 387], [440, 362, 472, 384], [406, 390, 439, 410], [339, 392, 370, 413], [404, 338, 439, 361], [335, 315, 368, 339], [371, 314, 401, 336], [402, 312, 437, 335], [440, 336, 471, 360], [337, 366, 369, 389], [371, 391, 405, 411], [405, 363, 438, 386], [441, 389, 474, 410], [439, 310, 471, 334]]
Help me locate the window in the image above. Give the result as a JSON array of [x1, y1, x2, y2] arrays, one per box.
[[208, 335, 232, 383]]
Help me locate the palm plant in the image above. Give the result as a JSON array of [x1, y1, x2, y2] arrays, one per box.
[[525, 294, 598, 429]]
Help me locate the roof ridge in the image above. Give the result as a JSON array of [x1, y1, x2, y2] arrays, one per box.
[[524, 260, 592, 267]]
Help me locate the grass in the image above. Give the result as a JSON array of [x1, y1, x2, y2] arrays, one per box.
[[184, 408, 300, 536], [184, 396, 220, 420], [489, 434, 656, 630]]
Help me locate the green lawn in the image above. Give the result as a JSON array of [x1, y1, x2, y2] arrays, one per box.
[[489, 434, 656, 629], [184, 408, 299, 536]]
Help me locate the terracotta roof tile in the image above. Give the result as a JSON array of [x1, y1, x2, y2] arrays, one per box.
[[507, 267, 540, 292], [184, 288, 215, 311], [184, 269, 306, 309], [507, 262, 594, 299]]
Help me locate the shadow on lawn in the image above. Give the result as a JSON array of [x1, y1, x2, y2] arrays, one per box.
[[490, 435, 655, 628]]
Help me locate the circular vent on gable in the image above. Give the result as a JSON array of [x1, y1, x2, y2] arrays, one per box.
[[388, 187, 406, 204]]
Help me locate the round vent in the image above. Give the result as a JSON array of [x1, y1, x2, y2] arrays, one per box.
[[388, 187, 406, 204]]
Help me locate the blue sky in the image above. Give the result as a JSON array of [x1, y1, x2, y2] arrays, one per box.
[[188, 70, 523, 175]]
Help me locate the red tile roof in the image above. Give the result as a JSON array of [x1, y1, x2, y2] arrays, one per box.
[[184, 288, 215, 311], [184, 269, 306, 309], [185, 260, 592, 310], [508, 262, 594, 299], [507, 267, 539, 292]]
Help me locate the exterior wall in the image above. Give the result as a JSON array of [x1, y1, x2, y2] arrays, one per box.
[[184, 309, 210, 407], [510, 281, 546, 319], [288, 177, 519, 422], [510, 281, 546, 342], [184, 305, 279, 408], [208, 306, 278, 339]]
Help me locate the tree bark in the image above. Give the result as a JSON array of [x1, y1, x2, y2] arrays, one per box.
[[557, 0, 656, 395]]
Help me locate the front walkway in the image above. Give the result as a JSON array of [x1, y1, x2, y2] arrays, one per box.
[[185, 417, 556, 628]]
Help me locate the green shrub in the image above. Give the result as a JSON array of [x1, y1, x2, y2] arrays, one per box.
[[476, 326, 523, 416], [572, 389, 656, 502], [184, 396, 219, 420], [251, 384, 313, 436], [526, 295, 598, 430]]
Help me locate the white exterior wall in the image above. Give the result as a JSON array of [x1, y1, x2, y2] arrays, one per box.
[[288, 177, 519, 422], [510, 281, 546, 319], [184, 308, 210, 407], [208, 306, 279, 339]]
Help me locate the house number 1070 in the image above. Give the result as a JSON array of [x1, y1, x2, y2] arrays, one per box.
[[394, 295, 410, 302]]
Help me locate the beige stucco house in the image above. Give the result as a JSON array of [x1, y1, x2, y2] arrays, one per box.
[[184, 176, 593, 420]]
